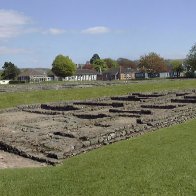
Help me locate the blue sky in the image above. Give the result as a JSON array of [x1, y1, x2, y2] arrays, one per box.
[[0, 0, 196, 68]]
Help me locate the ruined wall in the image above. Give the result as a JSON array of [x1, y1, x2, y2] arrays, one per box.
[[0, 89, 195, 165]]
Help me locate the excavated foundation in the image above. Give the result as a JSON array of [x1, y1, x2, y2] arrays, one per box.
[[0, 89, 196, 165]]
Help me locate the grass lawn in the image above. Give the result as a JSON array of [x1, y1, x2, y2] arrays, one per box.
[[0, 79, 195, 195], [0, 79, 196, 109], [0, 119, 195, 195]]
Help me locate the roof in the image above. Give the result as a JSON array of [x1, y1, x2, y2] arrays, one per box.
[[120, 67, 137, 73], [103, 67, 137, 75], [19, 69, 47, 77], [103, 67, 119, 75]]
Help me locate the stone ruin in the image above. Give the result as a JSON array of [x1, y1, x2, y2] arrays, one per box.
[[0, 89, 196, 165]]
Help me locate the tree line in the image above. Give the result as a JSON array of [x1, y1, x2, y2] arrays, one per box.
[[1, 43, 196, 80], [51, 43, 196, 78]]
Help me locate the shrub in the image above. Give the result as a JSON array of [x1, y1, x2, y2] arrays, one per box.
[[185, 71, 196, 78], [9, 80, 26, 84]]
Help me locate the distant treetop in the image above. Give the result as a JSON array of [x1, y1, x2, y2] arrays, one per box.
[[138, 52, 167, 73], [1, 62, 20, 80], [186, 43, 196, 72], [90, 54, 100, 64], [117, 58, 137, 69], [51, 55, 76, 77]]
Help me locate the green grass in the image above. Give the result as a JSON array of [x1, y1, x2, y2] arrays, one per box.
[[0, 79, 196, 195], [0, 119, 196, 195], [0, 79, 196, 109]]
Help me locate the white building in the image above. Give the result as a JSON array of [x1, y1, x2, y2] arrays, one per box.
[[0, 80, 10, 84], [159, 72, 170, 78], [63, 69, 98, 81], [18, 69, 53, 83]]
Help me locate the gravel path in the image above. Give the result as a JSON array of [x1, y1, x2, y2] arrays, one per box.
[[0, 150, 46, 169]]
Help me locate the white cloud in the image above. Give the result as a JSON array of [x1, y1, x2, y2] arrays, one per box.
[[0, 11, 111, 39], [81, 26, 110, 34], [0, 9, 30, 39], [0, 46, 30, 55], [44, 28, 66, 35]]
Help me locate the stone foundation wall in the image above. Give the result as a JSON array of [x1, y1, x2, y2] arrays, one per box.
[[0, 89, 195, 165]]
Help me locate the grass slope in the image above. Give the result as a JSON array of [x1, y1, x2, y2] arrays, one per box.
[[0, 79, 196, 109], [0, 120, 196, 195]]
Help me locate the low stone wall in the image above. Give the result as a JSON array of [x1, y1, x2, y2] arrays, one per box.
[[0, 89, 195, 165]]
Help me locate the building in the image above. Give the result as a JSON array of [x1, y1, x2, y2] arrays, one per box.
[[63, 69, 98, 81], [0, 80, 10, 84], [102, 67, 136, 81], [102, 67, 119, 80], [135, 72, 148, 79], [159, 72, 170, 78], [18, 69, 53, 83], [119, 67, 136, 80]]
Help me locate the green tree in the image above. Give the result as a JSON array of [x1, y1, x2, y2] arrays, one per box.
[[1, 62, 20, 80], [139, 52, 167, 73], [171, 60, 184, 78], [52, 55, 76, 77], [104, 58, 119, 69], [90, 54, 100, 64], [186, 43, 196, 73], [93, 59, 108, 73]]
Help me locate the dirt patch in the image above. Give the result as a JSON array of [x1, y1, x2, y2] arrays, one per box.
[[0, 150, 46, 169]]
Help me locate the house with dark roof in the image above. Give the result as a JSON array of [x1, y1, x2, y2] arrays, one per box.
[[18, 69, 53, 83], [102, 67, 119, 80], [102, 67, 137, 81], [119, 67, 137, 80]]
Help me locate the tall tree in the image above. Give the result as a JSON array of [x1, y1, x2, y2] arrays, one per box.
[[117, 58, 136, 69], [170, 60, 184, 78], [186, 43, 196, 72], [104, 58, 119, 69], [52, 55, 76, 77], [138, 52, 167, 73], [93, 59, 108, 73], [90, 54, 100, 64], [1, 62, 20, 80]]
